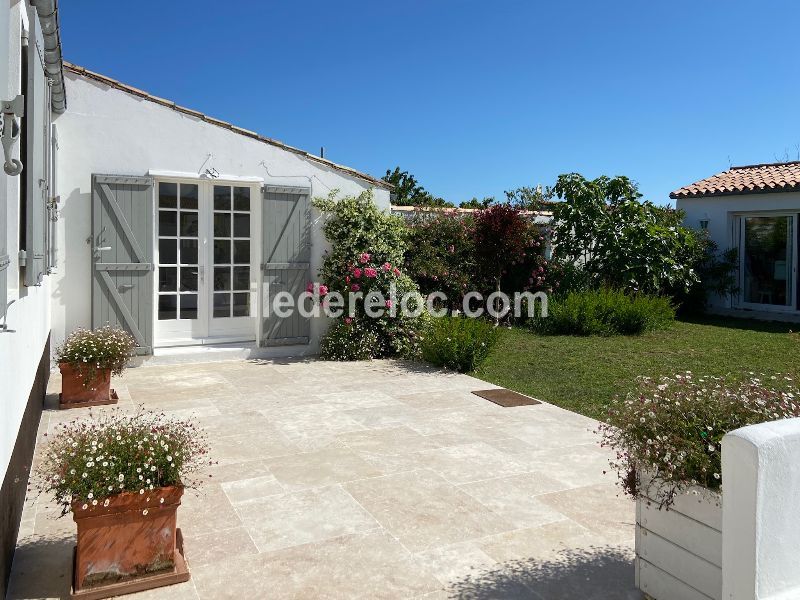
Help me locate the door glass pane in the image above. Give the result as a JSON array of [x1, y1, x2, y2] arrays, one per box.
[[159, 182, 177, 208], [159, 267, 177, 292], [180, 184, 199, 209], [158, 295, 177, 320], [234, 240, 249, 264], [743, 216, 793, 306], [214, 185, 231, 210], [232, 292, 250, 317], [214, 213, 231, 237], [180, 211, 199, 236], [180, 239, 198, 264], [180, 267, 198, 292], [214, 266, 231, 291], [214, 293, 231, 318], [233, 213, 250, 237], [233, 266, 249, 290], [180, 294, 198, 319], [159, 239, 177, 264], [233, 187, 250, 211], [214, 240, 231, 263], [159, 210, 177, 236]]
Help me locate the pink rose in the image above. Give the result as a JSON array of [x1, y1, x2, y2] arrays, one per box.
[[382, 262, 391, 271], [351, 284, 360, 292], [353, 267, 363, 278], [344, 317, 353, 324], [345, 275, 351, 283], [364, 267, 377, 278], [319, 284, 328, 296], [392, 267, 401, 276], [306, 282, 314, 293], [385, 300, 393, 308], [359, 252, 371, 264]]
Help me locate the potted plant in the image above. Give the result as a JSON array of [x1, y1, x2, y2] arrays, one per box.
[[56, 326, 136, 409], [598, 372, 800, 600], [35, 408, 210, 596]]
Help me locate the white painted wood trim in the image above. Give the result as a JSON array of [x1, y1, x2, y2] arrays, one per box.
[[147, 169, 264, 183]]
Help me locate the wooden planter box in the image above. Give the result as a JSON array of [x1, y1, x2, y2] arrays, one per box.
[[71, 485, 189, 599], [59, 363, 117, 409], [635, 476, 722, 600]]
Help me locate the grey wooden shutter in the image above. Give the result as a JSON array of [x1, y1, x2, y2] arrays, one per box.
[[262, 185, 311, 346], [23, 12, 48, 286], [91, 175, 154, 355]]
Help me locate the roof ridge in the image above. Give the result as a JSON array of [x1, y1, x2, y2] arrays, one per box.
[[730, 160, 800, 170], [61, 61, 391, 190]]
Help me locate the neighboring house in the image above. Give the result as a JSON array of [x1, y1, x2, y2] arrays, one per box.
[[0, 2, 389, 595], [672, 162, 800, 318]]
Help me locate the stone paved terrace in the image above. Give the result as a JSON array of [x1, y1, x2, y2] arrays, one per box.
[[7, 359, 641, 599]]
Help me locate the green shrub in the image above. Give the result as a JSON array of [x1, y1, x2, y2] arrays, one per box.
[[421, 316, 499, 372], [598, 373, 800, 507], [534, 289, 674, 336], [319, 319, 380, 361]]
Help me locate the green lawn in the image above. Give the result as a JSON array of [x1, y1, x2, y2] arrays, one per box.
[[473, 316, 800, 421]]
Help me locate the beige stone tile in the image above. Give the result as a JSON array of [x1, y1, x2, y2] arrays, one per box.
[[459, 473, 572, 528], [209, 431, 296, 465], [125, 580, 200, 599], [221, 474, 285, 503], [233, 485, 379, 553], [415, 541, 498, 587], [414, 442, 530, 485], [477, 519, 595, 563], [345, 469, 515, 552], [192, 530, 441, 599], [265, 447, 382, 491], [395, 389, 483, 411], [337, 425, 444, 456], [5, 533, 74, 600], [526, 444, 616, 489], [196, 459, 271, 484], [184, 525, 258, 568], [341, 403, 427, 429], [179, 483, 242, 537], [537, 483, 636, 543]]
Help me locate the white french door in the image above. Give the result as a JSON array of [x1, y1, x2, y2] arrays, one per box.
[[735, 212, 798, 312], [154, 179, 257, 346]]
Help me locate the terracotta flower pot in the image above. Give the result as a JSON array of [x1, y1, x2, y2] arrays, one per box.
[[71, 486, 184, 591], [59, 362, 114, 408]]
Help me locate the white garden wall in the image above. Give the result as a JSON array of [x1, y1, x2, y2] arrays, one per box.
[[50, 70, 390, 353]]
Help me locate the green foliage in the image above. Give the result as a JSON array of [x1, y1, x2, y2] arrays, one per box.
[[421, 316, 500, 373], [534, 289, 675, 336], [35, 408, 210, 515], [503, 185, 554, 210], [56, 326, 137, 385], [551, 173, 703, 295], [672, 237, 739, 315], [319, 319, 380, 361], [383, 167, 455, 207], [314, 190, 427, 359], [598, 373, 800, 507], [460, 196, 495, 209], [404, 211, 476, 308]]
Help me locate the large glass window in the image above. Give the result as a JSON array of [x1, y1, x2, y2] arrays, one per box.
[[742, 216, 793, 306]]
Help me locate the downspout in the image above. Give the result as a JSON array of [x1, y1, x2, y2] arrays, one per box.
[[32, 0, 66, 113]]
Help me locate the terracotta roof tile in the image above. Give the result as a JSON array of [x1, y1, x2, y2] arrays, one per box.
[[670, 161, 800, 199], [62, 61, 391, 190]]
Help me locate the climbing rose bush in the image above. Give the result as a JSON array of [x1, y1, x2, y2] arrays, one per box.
[[35, 408, 211, 516], [598, 373, 800, 507]]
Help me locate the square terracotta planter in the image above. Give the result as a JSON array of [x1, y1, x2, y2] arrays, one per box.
[[59, 363, 117, 409], [71, 485, 189, 597]]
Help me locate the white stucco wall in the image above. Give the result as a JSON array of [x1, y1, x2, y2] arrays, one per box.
[[51, 71, 390, 353], [677, 191, 800, 310], [0, 2, 52, 483]]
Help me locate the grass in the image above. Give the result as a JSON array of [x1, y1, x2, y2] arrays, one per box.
[[472, 316, 800, 421]]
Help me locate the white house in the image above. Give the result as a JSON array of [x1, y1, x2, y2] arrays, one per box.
[[0, 2, 389, 594], [673, 162, 800, 319]]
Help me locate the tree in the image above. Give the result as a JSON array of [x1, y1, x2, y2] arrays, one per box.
[[550, 173, 703, 295], [460, 196, 495, 209], [503, 185, 554, 210], [382, 167, 454, 207]]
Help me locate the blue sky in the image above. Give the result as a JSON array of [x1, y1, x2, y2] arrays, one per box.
[[60, 1, 800, 206]]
